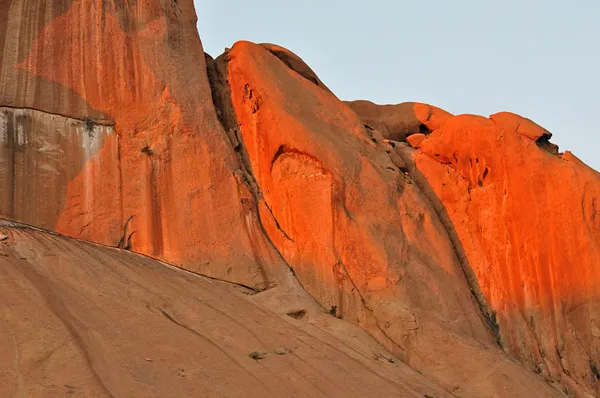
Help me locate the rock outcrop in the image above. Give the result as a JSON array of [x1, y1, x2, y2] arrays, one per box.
[[353, 103, 600, 396], [346, 100, 452, 142], [0, 0, 285, 289], [1, 1, 598, 397], [220, 41, 565, 397]]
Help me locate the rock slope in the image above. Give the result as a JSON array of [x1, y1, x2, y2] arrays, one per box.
[[219, 40, 563, 397], [350, 101, 600, 396], [0, 220, 453, 397]]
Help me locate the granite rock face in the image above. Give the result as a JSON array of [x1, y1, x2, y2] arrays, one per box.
[[0, 0, 286, 288], [1, 1, 599, 397], [221, 41, 564, 397], [403, 111, 600, 395]]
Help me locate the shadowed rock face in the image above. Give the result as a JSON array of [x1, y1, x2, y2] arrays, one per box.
[[1, 1, 599, 397], [346, 100, 452, 142], [0, 107, 113, 229], [0, 0, 288, 288]]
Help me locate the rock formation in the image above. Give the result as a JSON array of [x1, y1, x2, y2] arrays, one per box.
[[0, 0, 285, 289], [346, 100, 452, 142], [0, 220, 452, 397], [1, 1, 598, 397], [396, 108, 600, 395]]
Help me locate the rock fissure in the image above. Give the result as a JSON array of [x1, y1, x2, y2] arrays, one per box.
[[116, 216, 134, 250], [262, 201, 294, 242], [364, 128, 499, 347], [204, 51, 316, 293], [394, 145, 504, 348]]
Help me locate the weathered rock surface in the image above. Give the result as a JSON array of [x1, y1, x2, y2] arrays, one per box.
[[1, 1, 598, 397], [346, 100, 452, 142], [0, 220, 453, 397], [260, 43, 334, 96], [354, 102, 600, 396], [0, 107, 113, 229], [223, 40, 564, 397], [0, 0, 285, 288]]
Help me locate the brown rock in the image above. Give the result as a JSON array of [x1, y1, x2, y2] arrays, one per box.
[[0, 0, 286, 288], [346, 100, 453, 141], [0, 220, 452, 398]]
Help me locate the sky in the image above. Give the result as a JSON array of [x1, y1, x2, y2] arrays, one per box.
[[195, 0, 599, 171]]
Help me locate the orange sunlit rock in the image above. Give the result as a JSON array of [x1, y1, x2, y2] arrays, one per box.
[[224, 40, 565, 397], [395, 110, 600, 395], [2, 1, 598, 396], [407, 133, 426, 148]]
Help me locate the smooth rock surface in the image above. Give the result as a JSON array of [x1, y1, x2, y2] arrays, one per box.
[[0, 220, 452, 398], [1, 1, 598, 397]]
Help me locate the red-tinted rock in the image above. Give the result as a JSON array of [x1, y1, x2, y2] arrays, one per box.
[[403, 111, 600, 395], [490, 111, 552, 141], [260, 43, 334, 96], [1, 1, 596, 396], [224, 40, 564, 397], [0, 0, 286, 288], [407, 133, 427, 148]]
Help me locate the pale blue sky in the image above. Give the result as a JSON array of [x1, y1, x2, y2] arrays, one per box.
[[196, 1, 599, 171]]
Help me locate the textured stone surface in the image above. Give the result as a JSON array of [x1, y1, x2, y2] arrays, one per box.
[[0, 0, 285, 288], [259, 43, 334, 96], [1, 1, 598, 397], [0, 220, 452, 398], [346, 100, 452, 142], [403, 112, 600, 395], [0, 107, 113, 229], [224, 40, 564, 397]]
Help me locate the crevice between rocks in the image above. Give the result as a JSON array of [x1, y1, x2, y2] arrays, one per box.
[[536, 135, 560, 155], [204, 51, 310, 291], [393, 144, 504, 349], [117, 216, 135, 250]]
